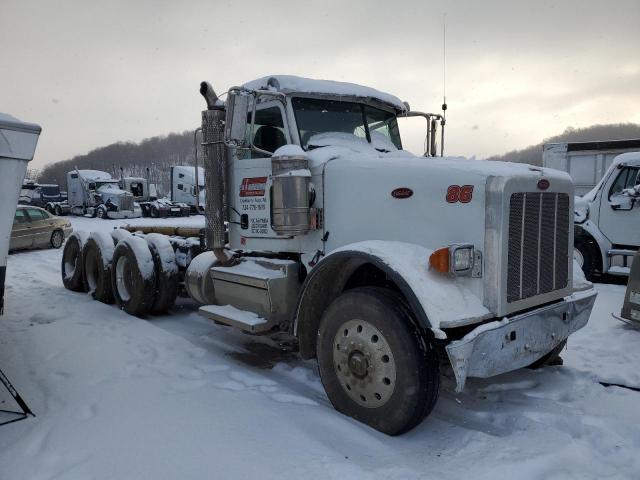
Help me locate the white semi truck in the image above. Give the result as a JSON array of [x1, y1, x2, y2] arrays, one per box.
[[66, 170, 141, 219], [120, 175, 190, 218], [543, 139, 640, 196], [574, 152, 640, 279], [170, 165, 205, 213], [61, 75, 596, 435], [0, 113, 41, 312]]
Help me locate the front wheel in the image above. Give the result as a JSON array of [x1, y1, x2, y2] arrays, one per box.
[[96, 206, 108, 219], [317, 287, 439, 435], [574, 236, 601, 281]]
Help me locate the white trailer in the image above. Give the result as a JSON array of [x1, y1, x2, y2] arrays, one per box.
[[0, 113, 41, 312], [543, 139, 640, 196], [63, 75, 596, 435], [170, 165, 205, 213]]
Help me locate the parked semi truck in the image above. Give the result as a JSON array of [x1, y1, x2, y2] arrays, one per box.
[[1, 113, 41, 312], [66, 170, 141, 219], [19, 181, 67, 212], [171, 165, 205, 213], [543, 139, 640, 196], [574, 152, 640, 279], [120, 175, 190, 218], [61, 75, 596, 435]]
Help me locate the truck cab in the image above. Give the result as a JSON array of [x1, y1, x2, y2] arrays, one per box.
[[67, 170, 141, 219], [192, 75, 597, 434], [574, 152, 640, 278]]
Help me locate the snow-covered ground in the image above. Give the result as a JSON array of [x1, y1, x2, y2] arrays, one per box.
[[1, 216, 639, 479]]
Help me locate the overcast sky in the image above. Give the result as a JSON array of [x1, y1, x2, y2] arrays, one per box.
[[2, 0, 639, 169]]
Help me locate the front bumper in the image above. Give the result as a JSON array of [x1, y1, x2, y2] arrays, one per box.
[[445, 288, 597, 391]]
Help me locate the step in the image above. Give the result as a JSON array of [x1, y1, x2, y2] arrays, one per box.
[[607, 249, 637, 258], [199, 304, 270, 333], [607, 266, 631, 276]]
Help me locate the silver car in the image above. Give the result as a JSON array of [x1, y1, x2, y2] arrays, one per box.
[[10, 206, 73, 251]]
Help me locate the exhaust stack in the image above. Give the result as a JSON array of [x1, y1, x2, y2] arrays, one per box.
[[200, 82, 233, 265]]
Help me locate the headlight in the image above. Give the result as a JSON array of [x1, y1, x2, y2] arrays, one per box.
[[429, 244, 481, 277]]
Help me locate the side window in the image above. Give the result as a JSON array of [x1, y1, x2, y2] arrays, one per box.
[[177, 184, 183, 191], [609, 167, 640, 199], [248, 105, 287, 157], [26, 208, 46, 221], [14, 210, 28, 224]]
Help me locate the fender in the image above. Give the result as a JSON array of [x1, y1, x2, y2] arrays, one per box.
[[294, 240, 491, 359], [575, 220, 610, 272]]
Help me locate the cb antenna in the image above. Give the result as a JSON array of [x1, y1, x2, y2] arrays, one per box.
[[441, 12, 447, 157]]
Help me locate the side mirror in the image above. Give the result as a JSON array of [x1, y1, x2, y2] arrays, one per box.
[[224, 90, 251, 148], [429, 119, 438, 157]]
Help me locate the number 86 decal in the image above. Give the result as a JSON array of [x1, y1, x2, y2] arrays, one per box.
[[446, 185, 474, 203]]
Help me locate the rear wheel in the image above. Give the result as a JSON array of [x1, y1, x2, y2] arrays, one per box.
[[82, 232, 115, 303], [317, 287, 439, 435], [111, 237, 156, 316], [50, 229, 64, 249], [61, 232, 86, 291], [150, 206, 159, 218], [145, 233, 178, 313], [54, 205, 63, 216]]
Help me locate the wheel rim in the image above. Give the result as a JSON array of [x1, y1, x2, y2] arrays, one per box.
[[115, 255, 132, 302], [573, 248, 584, 268], [332, 319, 397, 408], [64, 245, 77, 278], [85, 250, 98, 291], [52, 231, 63, 248]]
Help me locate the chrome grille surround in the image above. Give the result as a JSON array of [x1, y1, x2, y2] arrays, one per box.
[[483, 175, 574, 317]]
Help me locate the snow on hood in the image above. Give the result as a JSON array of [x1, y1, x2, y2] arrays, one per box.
[[305, 137, 569, 183], [243, 75, 406, 112], [97, 184, 129, 196]]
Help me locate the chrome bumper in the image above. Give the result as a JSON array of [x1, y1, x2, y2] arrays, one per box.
[[445, 288, 597, 392]]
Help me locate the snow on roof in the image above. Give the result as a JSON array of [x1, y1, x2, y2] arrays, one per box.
[[243, 75, 406, 112], [0, 112, 42, 161], [75, 170, 113, 180], [612, 151, 640, 166]]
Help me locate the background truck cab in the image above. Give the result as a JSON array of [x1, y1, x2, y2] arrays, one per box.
[[574, 152, 640, 278]]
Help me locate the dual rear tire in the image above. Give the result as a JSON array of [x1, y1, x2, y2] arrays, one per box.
[[61, 230, 179, 316]]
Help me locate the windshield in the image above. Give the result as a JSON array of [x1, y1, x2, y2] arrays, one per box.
[[292, 97, 402, 151]]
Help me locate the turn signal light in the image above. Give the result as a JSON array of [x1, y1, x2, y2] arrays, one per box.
[[429, 247, 450, 273]]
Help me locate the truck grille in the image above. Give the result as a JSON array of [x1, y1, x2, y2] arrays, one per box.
[[120, 195, 133, 211], [507, 192, 569, 303]]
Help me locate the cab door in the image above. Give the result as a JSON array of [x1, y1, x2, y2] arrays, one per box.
[[232, 100, 290, 242], [598, 166, 640, 246], [10, 210, 33, 250]]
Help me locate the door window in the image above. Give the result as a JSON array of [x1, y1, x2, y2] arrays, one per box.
[[26, 208, 47, 221], [247, 105, 288, 157], [14, 210, 28, 224], [609, 167, 640, 199]]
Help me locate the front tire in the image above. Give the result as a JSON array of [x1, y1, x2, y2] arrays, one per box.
[[96, 205, 108, 219], [317, 287, 439, 435], [574, 235, 601, 281], [50, 229, 64, 249]]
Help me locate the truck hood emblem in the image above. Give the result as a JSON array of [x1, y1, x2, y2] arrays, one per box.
[[391, 188, 413, 199], [537, 179, 550, 190]]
